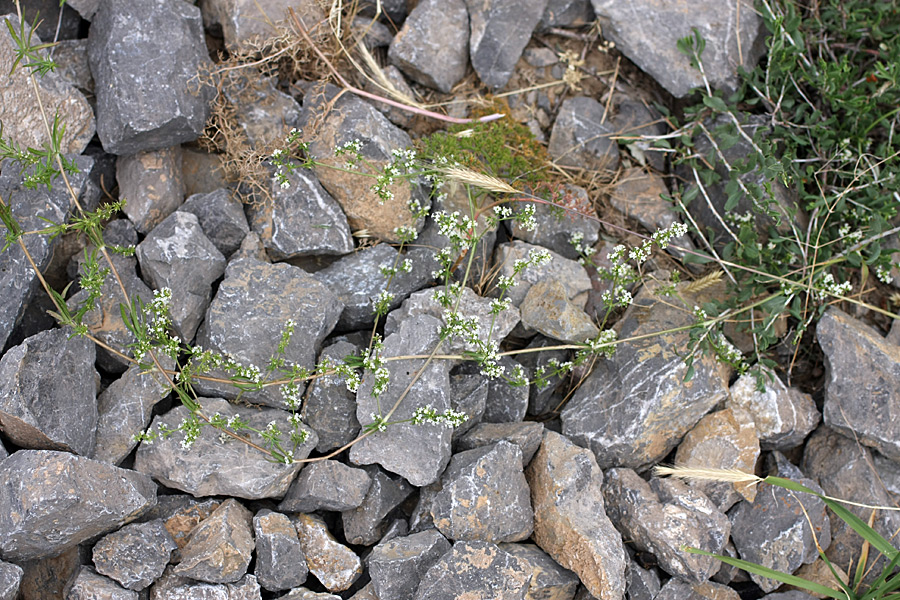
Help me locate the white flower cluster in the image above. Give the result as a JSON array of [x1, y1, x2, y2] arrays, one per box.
[[410, 405, 469, 428], [515, 203, 538, 232], [373, 290, 395, 316], [478, 341, 505, 379], [441, 309, 481, 346], [570, 231, 597, 265], [586, 329, 617, 358], [816, 271, 852, 299], [281, 381, 302, 410], [434, 210, 477, 250]]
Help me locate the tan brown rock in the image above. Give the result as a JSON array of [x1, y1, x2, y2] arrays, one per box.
[[728, 370, 819, 450], [789, 559, 849, 599], [526, 430, 626, 600], [675, 407, 760, 510], [117, 146, 186, 235], [293, 513, 362, 592]]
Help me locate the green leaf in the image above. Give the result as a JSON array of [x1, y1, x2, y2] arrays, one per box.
[[703, 95, 729, 113]]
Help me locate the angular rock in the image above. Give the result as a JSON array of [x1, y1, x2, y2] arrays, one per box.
[[609, 168, 694, 259], [364, 64, 418, 129], [293, 513, 362, 593], [52, 39, 94, 94], [526, 431, 626, 600], [302, 340, 362, 453], [548, 97, 619, 171], [117, 146, 185, 235], [19, 0, 82, 41], [432, 441, 533, 543], [508, 185, 601, 260], [15, 544, 85, 600], [539, 0, 594, 29], [342, 466, 414, 546], [302, 85, 428, 243], [520, 336, 569, 416], [194, 258, 343, 407], [222, 70, 302, 149], [367, 530, 451, 600], [674, 407, 760, 511], [65, 0, 100, 20], [181, 148, 229, 197], [608, 99, 668, 172], [456, 422, 545, 465], [801, 427, 900, 584], [590, 0, 762, 97], [154, 498, 221, 562], [89, 0, 214, 155], [253, 510, 308, 592], [179, 188, 251, 258], [520, 279, 599, 344], [625, 558, 661, 600], [278, 460, 373, 513], [654, 579, 740, 600], [134, 398, 315, 499], [602, 468, 730, 582], [246, 166, 354, 260], [201, 0, 326, 51], [0, 442, 5, 462], [388, 0, 469, 93], [150, 567, 261, 600], [137, 211, 227, 341], [466, 0, 549, 90], [92, 519, 177, 591], [66, 567, 138, 600], [0, 155, 92, 352], [448, 372, 488, 440], [349, 315, 453, 487], [499, 543, 580, 600], [0, 15, 94, 155], [561, 276, 729, 470], [314, 244, 425, 330], [730, 455, 830, 593], [385, 287, 520, 356], [353, 16, 394, 50], [789, 560, 848, 598], [727, 370, 820, 450], [492, 241, 592, 309], [0, 450, 157, 562], [93, 358, 173, 465], [232, 230, 270, 262], [174, 499, 254, 584], [0, 561, 23, 600], [817, 307, 900, 461], [279, 589, 342, 600], [0, 328, 98, 456], [416, 540, 532, 600]]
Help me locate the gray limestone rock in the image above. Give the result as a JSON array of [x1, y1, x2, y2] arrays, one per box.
[[278, 460, 373, 513], [654, 579, 740, 600], [134, 398, 316, 499], [520, 279, 599, 344], [51, 39, 94, 95], [801, 427, 900, 585], [302, 85, 428, 243], [548, 97, 619, 171], [0, 328, 98, 456], [561, 276, 729, 470], [456, 422, 545, 466], [200, 0, 327, 51], [590, 0, 763, 98], [175, 499, 255, 584], [432, 441, 533, 543], [539, 0, 594, 29], [519, 336, 569, 416], [246, 166, 354, 261], [448, 372, 488, 440], [367, 530, 451, 600], [179, 188, 251, 258], [279, 589, 342, 600], [18, 0, 82, 41], [727, 369, 820, 451], [492, 241, 592, 309], [293, 513, 362, 593], [117, 146, 185, 235], [364, 64, 418, 129], [608, 98, 668, 172], [498, 543, 580, 600], [181, 148, 230, 198], [602, 468, 731, 582], [253, 510, 308, 592], [314, 244, 425, 330], [465, 0, 549, 90], [388, 0, 469, 93], [415, 540, 532, 600], [92, 519, 177, 591], [150, 567, 262, 600], [88, 0, 214, 155], [65, 0, 100, 19], [0, 561, 23, 600], [508, 185, 600, 260], [137, 210, 227, 342], [302, 340, 362, 453], [65, 567, 138, 600], [730, 455, 830, 593], [625, 558, 661, 600], [342, 466, 414, 546], [352, 16, 394, 49], [526, 431, 626, 600], [194, 257, 343, 408], [0, 450, 157, 562], [0, 155, 91, 352], [0, 15, 94, 156], [817, 307, 900, 461], [222, 71, 302, 150], [349, 314, 453, 486]]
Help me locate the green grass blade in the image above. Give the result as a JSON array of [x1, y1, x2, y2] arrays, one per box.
[[684, 547, 849, 599], [824, 499, 898, 562]]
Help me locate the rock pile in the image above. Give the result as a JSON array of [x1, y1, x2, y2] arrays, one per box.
[[1, 1, 895, 600]]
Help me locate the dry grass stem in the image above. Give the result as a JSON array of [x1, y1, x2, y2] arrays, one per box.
[[653, 465, 763, 484], [438, 166, 519, 195]]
